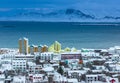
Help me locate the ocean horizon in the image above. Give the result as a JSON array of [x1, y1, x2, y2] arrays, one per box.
[[0, 21, 120, 49]]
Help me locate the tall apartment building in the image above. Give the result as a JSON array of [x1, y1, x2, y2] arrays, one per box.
[[19, 37, 29, 55]]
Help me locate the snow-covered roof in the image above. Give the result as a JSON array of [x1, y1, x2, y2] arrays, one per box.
[[67, 78, 78, 82], [114, 46, 120, 50], [53, 73, 67, 82], [15, 54, 34, 57], [112, 54, 119, 57], [33, 74, 44, 77], [61, 52, 81, 55], [105, 61, 114, 64], [0, 74, 5, 79], [1, 64, 12, 71], [112, 74, 120, 77], [92, 70, 102, 73], [101, 49, 108, 52], [68, 70, 87, 74], [41, 52, 53, 54], [27, 62, 36, 66], [13, 76, 25, 83], [86, 74, 98, 77], [42, 67, 54, 72]]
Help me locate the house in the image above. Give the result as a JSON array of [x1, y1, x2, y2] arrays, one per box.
[[0, 74, 5, 83], [86, 74, 98, 83], [111, 54, 120, 62], [67, 70, 82, 82], [61, 52, 82, 60], [32, 74, 44, 83], [27, 62, 42, 74], [67, 78, 78, 83], [13, 76, 26, 83], [12, 59, 26, 72], [40, 52, 54, 61]]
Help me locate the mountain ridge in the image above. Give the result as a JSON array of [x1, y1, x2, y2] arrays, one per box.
[[0, 8, 120, 22]]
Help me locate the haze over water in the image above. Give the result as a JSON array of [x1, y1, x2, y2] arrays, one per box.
[[0, 21, 120, 49]]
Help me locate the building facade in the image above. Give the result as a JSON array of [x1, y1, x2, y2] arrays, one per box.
[[19, 37, 29, 55]]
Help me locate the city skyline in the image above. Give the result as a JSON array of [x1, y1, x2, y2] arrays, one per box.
[[0, 0, 120, 83]]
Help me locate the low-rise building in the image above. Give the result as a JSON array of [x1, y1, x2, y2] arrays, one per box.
[[27, 62, 42, 74], [29, 74, 45, 83], [12, 59, 26, 72], [67, 70, 82, 82], [61, 52, 82, 60], [40, 52, 54, 61], [86, 74, 98, 83], [13, 76, 26, 83], [0, 74, 5, 83]]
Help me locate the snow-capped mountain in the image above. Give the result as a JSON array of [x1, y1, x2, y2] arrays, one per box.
[[0, 0, 120, 22], [0, 8, 120, 22]]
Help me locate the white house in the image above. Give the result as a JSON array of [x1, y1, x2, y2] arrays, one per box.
[[27, 62, 42, 74], [29, 74, 44, 83], [111, 54, 120, 62], [0, 74, 5, 83], [12, 59, 26, 72], [86, 74, 98, 83], [13, 76, 26, 83], [40, 52, 54, 61]]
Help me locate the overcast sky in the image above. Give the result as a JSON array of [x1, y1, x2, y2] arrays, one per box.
[[0, 0, 120, 10]]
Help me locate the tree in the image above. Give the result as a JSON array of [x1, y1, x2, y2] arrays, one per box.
[[57, 66, 64, 75], [35, 56, 40, 64], [4, 70, 8, 78], [110, 79, 115, 83]]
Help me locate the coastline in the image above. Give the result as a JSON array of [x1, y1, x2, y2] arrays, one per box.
[[0, 20, 120, 26]]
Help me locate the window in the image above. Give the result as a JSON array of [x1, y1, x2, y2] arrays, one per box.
[[95, 77, 97, 81]]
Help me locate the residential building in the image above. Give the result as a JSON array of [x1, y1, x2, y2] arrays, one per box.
[[49, 41, 61, 53], [13, 76, 26, 83], [40, 52, 54, 61], [19, 37, 29, 55], [86, 74, 98, 83]]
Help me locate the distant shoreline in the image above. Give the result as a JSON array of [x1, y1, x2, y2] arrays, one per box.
[[0, 20, 120, 25]]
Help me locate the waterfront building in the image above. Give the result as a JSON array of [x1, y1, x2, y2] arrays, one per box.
[[54, 41, 61, 52], [38, 45, 43, 53], [34, 45, 38, 52], [64, 47, 71, 52], [30, 45, 34, 55], [41, 45, 48, 53], [19, 38, 22, 54], [19, 37, 29, 55], [71, 47, 77, 52], [49, 41, 61, 53]]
